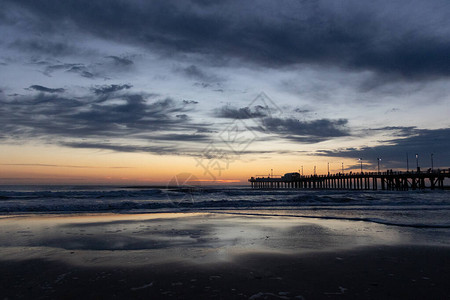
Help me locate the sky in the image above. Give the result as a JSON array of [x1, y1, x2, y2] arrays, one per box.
[[0, 0, 449, 185]]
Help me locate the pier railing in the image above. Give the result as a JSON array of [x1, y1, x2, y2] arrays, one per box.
[[249, 169, 450, 190]]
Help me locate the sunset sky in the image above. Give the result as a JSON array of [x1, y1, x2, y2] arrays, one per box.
[[1, 0, 449, 185]]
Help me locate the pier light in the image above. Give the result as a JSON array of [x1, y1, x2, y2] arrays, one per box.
[[358, 158, 363, 173], [377, 158, 381, 174], [415, 154, 419, 171], [406, 153, 409, 172], [341, 162, 344, 174]]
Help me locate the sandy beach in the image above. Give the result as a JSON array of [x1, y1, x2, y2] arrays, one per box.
[[1, 212, 449, 299]]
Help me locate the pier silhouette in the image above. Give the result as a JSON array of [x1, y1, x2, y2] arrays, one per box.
[[249, 169, 450, 190]]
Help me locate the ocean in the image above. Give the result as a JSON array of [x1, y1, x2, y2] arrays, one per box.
[[1, 185, 449, 229]]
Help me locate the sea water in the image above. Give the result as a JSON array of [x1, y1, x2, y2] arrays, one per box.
[[0, 185, 449, 229]]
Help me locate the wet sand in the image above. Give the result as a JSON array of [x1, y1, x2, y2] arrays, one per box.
[[0, 212, 449, 299]]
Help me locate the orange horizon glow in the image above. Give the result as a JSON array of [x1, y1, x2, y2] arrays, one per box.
[[0, 160, 378, 186], [0, 143, 403, 186]]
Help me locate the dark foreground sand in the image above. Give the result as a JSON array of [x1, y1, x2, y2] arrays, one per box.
[[1, 246, 450, 299], [0, 213, 449, 299]]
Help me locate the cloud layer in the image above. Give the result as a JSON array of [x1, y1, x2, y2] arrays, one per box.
[[0, 87, 356, 155], [3, 0, 450, 80], [317, 128, 450, 168], [0, 85, 212, 155]]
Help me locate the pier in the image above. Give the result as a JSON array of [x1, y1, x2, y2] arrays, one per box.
[[249, 169, 450, 190]]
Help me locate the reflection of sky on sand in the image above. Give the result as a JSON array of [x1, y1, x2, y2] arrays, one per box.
[[0, 213, 448, 266]]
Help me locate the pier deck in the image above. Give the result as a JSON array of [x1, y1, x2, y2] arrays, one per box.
[[249, 169, 450, 190]]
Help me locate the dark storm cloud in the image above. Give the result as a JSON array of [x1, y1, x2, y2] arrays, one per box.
[[38, 56, 134, 79], [316, 128, 450, 168], [215, 105, 270, 119], [366, 126, 417, 137], [175, 114, 188, 121], [27, 85, 65, 93], [42, 63, 96, 78], [294, 108, 311, 114], [106, 56, 133, 66], [262, 117, 350, 143], [148, 133, 210, 142], [4, 0, 450, 79], [66, 65, 95, 78], [42, 63, 79, 75], [92, 84, 132, 95], [0, 90, 209, 144], [216, 104, 350, 143], [0, 87, 217, 155], [182, 100, 198, 105], [64, 96, 193, 136]]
